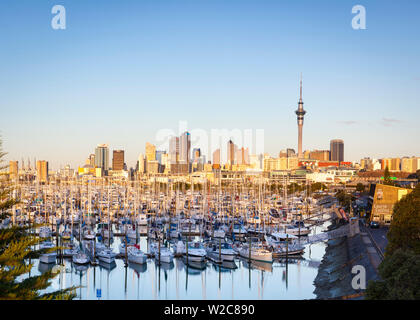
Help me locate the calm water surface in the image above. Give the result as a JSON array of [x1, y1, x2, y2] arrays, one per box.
[[30, 222, 329, 300]]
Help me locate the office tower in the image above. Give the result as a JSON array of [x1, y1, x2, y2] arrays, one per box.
[[237, 147, 249, 165], [192, 148, 201, 163], [330, 139, 344, 163], [286, 148, 296, 158], [89, 154, 95, 166], [95, 144, 109, 172], [156, 150, 166, 164], [179, 132, 191, 164], [145, 143, 156, 162], [169, 136, 180, 164], [213, 149, 221, 166], [137, 154, 146, 174], [36, 160, 49, 183], [295, 74, 306, 159], [310, 150, 330, 161], [9, 161, 18, 179], [112, 150, 125, 171], [227, 140, 236, 165]]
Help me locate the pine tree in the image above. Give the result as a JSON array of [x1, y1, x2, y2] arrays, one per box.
[[0, 137, 76, 300]]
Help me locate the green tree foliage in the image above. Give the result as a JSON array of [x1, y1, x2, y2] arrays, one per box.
[[383, 166, 394, 186], [356, 183, 365, 192], [0, 138, 75, 300], [335, 190, 353, 211], [386, 184, 420, 256], [366, 249, 420, 300], [311, 182, 326, 193]]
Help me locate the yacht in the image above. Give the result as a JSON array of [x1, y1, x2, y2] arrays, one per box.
[[136, 213, 148, 226], [176, 241, 206, 262], [39, 241, 57, 264], [83, 228, 96, 240], [206, 242, 236, 262], [97, 248, 117, 264], [72, 251, 90, 265], [150, 242, 174, 264], [127, 245, 147, 264], [238, 243, 273, 263], [39, 226, 51, 238]]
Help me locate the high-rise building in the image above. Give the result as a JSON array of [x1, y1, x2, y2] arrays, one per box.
[[179, 132, 191, 164], [295, 74, 306, 159], [213, 149, 221, 167], [9, 161, 18, 179], [145, 143, 156, 162], [227, 140, 236, 165], [310, 150, 330, 161], [95, 144, 109, 173], [237, 147, 249, 165], [330, 139, 344, 163], [192, 148, 201, 163], [169, 136, 180, 164], [156, 151, 166, 165], [36, 160, 49, 183], [112, 150, 125, 171], [137, 154, 146, 174]]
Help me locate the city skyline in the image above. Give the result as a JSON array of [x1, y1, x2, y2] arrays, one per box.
[[1, 1, 420, 169]]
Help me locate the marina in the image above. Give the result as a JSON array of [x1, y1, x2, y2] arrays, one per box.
[[8, 181, 336, 300]]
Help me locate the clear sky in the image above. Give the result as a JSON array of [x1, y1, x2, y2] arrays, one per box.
[[1, 0, 419, 170]]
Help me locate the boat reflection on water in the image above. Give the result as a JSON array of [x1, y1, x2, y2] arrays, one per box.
[[38, 261, 56, 274], [128, 261, 147, 274], [211, 260, 237, 272], [73, 263, 89, 274], [156, 261, 174, 271], [239, 257, 273, 272], [98, 260, 117, 272], [180, 257, 207, 273]]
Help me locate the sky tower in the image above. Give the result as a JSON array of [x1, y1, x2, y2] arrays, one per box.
[[295, 74, 306, 159]]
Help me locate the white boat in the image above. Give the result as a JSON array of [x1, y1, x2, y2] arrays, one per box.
[[213, 229, 226, 238], [39, 226, 51, 238], [176, 241, 206, 262], [97, 248, 117, 264], [238, 244, 273, 263], [127, 245, 147, 264], [39, 241, 57, 264], [83, 228, 96, 240], [150, 242, 174, 264], [206, 242, 236, 262], [72, 251, 90, 265], [136, 214, 148, 226]]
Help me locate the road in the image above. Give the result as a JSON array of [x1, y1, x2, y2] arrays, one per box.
[[368, 226, 389, 255]]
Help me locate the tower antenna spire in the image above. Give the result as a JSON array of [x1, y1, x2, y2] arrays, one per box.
[[295, 73, 307, 159]]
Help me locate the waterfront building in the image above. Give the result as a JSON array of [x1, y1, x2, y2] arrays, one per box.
[[330, 139, 344, 163], [369, 183, 413, 225], [227, 140, 236, 166], [112, 150, 125, 171], [95, 144, 109, 174]]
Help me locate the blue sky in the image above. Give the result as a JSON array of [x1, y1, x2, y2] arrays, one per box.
[[0, 0, 419, 169]]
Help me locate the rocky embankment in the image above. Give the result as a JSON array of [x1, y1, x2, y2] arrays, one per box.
[[313, 220, 379, 299]]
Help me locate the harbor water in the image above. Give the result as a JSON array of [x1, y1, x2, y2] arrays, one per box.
[[22, 222, 330, 300]]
